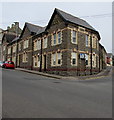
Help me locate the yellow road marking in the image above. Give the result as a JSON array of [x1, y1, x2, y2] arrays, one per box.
[[85, 76, 109, 80]]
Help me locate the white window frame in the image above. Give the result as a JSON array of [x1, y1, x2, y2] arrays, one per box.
[[8, 47, 11, 54], [37, 39, 41, 50], [85, 54, 89, 66], [52, 31, 62, 46], [23, 52, 28, 63], [85, 35, 89, 47], [3, 45, 6, 51], [57, 32, 62, 44], [92, 54, 96, 67], [57, 52, 62, 66], [71, 52, 77, 66], [13, 45, 16, 53], [52, 53, 56, 66], [71, 30, 77, 44], [53, 33, 56, 45], [43, 37, 47, 49]]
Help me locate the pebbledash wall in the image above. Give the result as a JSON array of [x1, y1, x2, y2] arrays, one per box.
[[3, 8, 107, 76]]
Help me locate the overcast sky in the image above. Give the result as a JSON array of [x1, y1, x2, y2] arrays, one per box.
[[1, 2, 112, 53]]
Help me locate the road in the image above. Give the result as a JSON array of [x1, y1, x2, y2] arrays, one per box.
[[2, 68, 112, 118]]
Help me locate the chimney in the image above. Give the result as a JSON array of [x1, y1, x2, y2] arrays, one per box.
[[14, 22, 19, 28], [14, 22, 19, 36], [12, 24, 15, 28]]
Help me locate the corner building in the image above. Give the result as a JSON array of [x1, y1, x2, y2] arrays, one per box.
[[30, 8, 101, 76]]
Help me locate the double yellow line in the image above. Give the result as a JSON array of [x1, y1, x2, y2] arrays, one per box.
[[85, 75, 109, 80]]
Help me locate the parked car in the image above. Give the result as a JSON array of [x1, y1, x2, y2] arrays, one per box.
[[0, 61, 5, 67], [2, 61, 15, 69]]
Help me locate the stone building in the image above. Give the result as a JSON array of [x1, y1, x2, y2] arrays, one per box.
[[107, 53, 113, 66], [2, 32, 17, 61], [7, 22, 22, 36], [2, 8, 107, 76], [99, 43, 107, 71], [0, 28, 3, 61]]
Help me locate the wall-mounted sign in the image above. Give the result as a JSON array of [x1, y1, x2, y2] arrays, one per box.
[[80, 53, 85, 59]]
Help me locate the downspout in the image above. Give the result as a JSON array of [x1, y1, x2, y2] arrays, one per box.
[[90, 35, 92, 75], [39, 34, 43, 72]]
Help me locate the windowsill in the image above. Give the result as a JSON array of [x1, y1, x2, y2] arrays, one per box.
[[52, 43, 62, 46], [71, 42, 77, 44], [71, 64, 77, 66], [51, 64, 62, 67], [22, 61, 28, 63]]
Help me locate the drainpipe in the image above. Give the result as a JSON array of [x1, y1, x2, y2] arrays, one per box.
[[90, 35, 92, 75], [39, 34, 43, 72], [99, 47, 101, 72]]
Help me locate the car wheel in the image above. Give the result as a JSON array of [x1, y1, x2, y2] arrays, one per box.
[[5, 66, 7, 69]]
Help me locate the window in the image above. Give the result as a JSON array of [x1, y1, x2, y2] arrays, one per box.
[[18, 43, 21, 51], [34, 56, 37, 67], [51, 52, 62, 66], [85, 35, 89, 46], [37, 39, 41, 50], [26, 40, 29, 48], [92, 36, 96, 48], [34, 41, 37, 51], [24, 40, 29, 49], [53, 33, 56, 45], [52, 31, 62, 46], [8, 47, 11, 54], [38, 55, 40, 67], [71, 52, 77, 65], [43, 37, 47, 48], [85, 54, 89, 65], [13, 45, 16, 53], [92, 54, 96, 67], [3, 45, 6, 51], [71, 30, 77, 44], [57, 32, 61, 44], [23, 53, 28, 62], [12, 56, 16, 64], [52, 53, 56, 66], [57, 53, 62, 65]]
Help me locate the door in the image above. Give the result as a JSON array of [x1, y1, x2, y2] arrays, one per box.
[[44, 55, 46, 71]]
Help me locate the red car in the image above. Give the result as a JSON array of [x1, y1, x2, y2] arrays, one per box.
[[2, 61, 15, 69]]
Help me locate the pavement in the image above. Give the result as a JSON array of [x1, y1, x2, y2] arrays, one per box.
[[15, 66, 112, 80]]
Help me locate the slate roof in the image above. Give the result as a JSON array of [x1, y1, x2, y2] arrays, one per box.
[[11, 36, 20, 43], [25, 22, 46, 34], [55, 8, 96, 31], [2, 32, 17, 43], [107, 53, 113, 58]]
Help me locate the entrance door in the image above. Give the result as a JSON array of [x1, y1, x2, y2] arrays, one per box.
[[44, 55, 46, 71]]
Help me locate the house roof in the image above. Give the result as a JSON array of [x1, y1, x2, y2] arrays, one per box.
[[25, 22, 44, 34], [46, 8, 100, 39], [20, 22, 46, 38], [2, 32, 17, 43], [107, 53, 113, 57], [99, 43, 107, 54], [11, 36, 20, 43]]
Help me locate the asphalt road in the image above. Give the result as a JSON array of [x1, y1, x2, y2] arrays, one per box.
[[2, 68, 112, 118]]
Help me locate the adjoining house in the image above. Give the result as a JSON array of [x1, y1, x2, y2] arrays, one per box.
[[2, 8, 107, 76], [0, 28, 3, 61], [107, 53, 113, 66], [2, 32, 17, 61], [99, 43, 107, 71]]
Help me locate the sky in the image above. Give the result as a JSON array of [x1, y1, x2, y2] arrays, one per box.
[[0, 2, 112, 53]]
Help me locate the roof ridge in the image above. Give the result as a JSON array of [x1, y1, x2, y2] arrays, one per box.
[[25, 22, 43, 28], [55, 8, 86, 22]]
